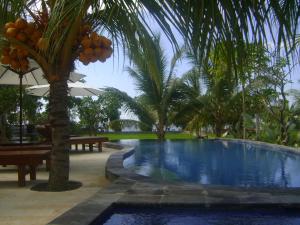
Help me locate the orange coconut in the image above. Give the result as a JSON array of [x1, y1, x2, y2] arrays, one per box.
[[90, 55, 97, 63], [78, 53, 88, 62], [102, 37, 112, 47], [5, 22, 15, 29], [20, 64, 29, 73], [94, 47, 104, 58], [83, 47, 93, 56], [104, 47, 113, 58], [16, 32, 27, 42], [0, 55, 11, 65], [10, 60, 20, 70], [6, 27, 18, 38], [37, 38, 49, 50], [81, 38, 92, 48], [2, 47, 11, 56], [20, 58, 29, 67], [15, 18, 27, 29], [31, 31, 42, 42], [81, 24, 91, 34], [9, 49, 18, 59], [24, 23, 35, 35]]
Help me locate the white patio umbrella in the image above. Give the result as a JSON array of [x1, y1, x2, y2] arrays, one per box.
[[0, 61, 85, 86], [26, 82, 102, 97], [0, 60, 85, 144]]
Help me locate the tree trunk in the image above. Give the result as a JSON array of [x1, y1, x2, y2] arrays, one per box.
[[157, 116, 165, 140], [255, 113, 260, 140], [0, 114, 8, 144], [215, 123, 222, 137], [241, 83, 246, 139], [280, 122, 289, 145], [48, 78, 70, 191]]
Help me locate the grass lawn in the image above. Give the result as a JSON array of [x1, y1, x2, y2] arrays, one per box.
[[98, 132, 196, 140]]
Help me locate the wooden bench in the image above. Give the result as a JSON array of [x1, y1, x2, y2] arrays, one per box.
[[69, 136, 109, 152], [0, 144, 52, 170], [0, 150, 51, 186]]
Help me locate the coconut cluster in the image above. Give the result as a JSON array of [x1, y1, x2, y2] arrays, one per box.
[[1, 16, 113, 72], [1, 46, 29, 72], [1, 18, 42, 72], [78, 31, 113, 65], [4, 18, 42, 47]]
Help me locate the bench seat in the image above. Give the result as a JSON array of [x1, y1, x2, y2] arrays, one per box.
[[0, 150, 51, 186], [0, 144, 52, 170]]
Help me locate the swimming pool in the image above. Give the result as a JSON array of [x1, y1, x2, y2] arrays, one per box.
[[123, 139, 300, 188], [94, 205, 300, 225]]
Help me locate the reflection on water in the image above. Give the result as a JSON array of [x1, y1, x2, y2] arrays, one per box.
[[122, 140, 300, 188]]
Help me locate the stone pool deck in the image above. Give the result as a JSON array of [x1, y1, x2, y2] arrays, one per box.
[[0, 147, 118, 225], [48, 178, 300, 225]]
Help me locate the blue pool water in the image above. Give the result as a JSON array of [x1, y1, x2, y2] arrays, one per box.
[[96, 206, 300, 225], [123, 140, 300, 188]]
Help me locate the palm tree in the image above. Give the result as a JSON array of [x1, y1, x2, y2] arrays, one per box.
[[1, 0, 298, 190], [106, 35, 182, 140], [172, 68, 205, 137]]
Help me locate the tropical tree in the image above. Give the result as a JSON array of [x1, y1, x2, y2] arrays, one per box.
[[76, 94, 121, 134], [1, 0, 298, 190], [0, 86, 42, 143], [98, 92, 122, 132], [77, 97, 108, 135], [106, 35, 182, 140], [251, 57, 294, 145], [172, 68, 206, 137], [0, 86, 18, 142]]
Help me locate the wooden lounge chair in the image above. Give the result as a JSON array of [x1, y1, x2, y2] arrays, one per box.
[[0, 150, 51, 186], [36, 124, 109, 152], [69, 136, 109, 152]]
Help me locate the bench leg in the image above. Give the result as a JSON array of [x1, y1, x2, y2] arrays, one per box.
[[82, 144, 85, 151], [29, 165, 36, 180], [89, 143, 93, 152], [46, 159, 50, 171], [75, 144, 78, 151], [17, 165, 26, 187], [98, 142, 102, 152]]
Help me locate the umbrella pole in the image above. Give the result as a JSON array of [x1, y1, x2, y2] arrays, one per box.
[[19, 74, 23, 144]]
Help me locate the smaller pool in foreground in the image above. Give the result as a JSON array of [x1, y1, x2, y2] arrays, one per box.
[[94, 206, 300, 225]]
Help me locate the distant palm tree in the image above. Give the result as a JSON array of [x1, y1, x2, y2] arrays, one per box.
[[106, 35, 183, 140]]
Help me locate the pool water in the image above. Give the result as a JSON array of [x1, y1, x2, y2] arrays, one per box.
[[123, 140, 300, 188], [96, 206, 300, 225]]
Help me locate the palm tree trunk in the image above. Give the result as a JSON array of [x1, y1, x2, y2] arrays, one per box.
[[157, 115, 165, 140], [157, 124, 165, 140], [48, 78, 70, 191]]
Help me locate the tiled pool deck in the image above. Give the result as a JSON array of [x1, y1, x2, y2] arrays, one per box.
[[49, 140, 300, 225]]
